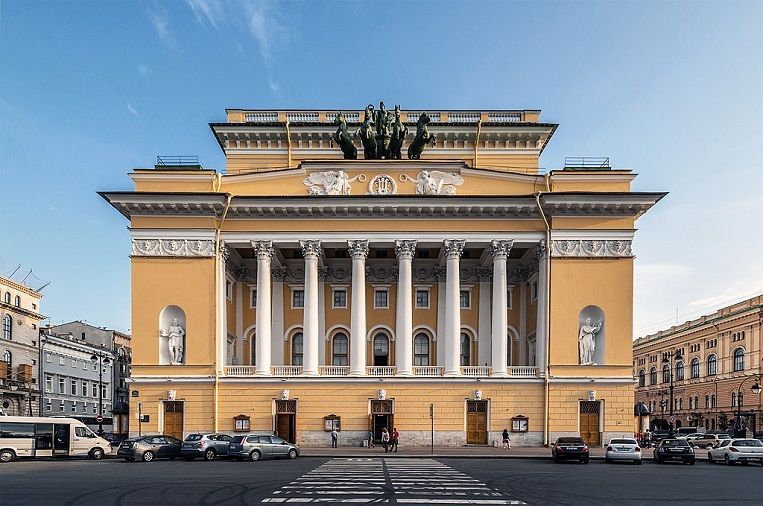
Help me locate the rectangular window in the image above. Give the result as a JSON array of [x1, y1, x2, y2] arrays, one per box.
[[102, 385, 108, 399], [58, 378, 65, 394], [71, 380, 77, 396], [45, 375, 52, 393], [71, 401, 77, 413], [45, 353, 51, 363], [459, 290, 471, 309], [415, 290, 429, 309], [249, 288, 257, 308], [59, 401, 64, 412], [82, 381, 88, 397], [59, 356, 65, 366], [332, 289, 347, 309], [292, 289, 305, 309], [92, 383, 97, 397], [374, 289, 388, 309], [46, 399, 52, 411]]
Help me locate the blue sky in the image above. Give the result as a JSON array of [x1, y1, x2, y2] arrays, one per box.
[[1, 0, 761, 336]]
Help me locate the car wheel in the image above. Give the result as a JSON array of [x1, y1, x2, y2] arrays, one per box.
[[142, 451, 155, 462], [657, 456, 663, 464], [288, 449, 298, 460], [582, 459, 589, 464], [690, 459, 695, 465], [0, 449, 16, 463], [90, 448, 104, 460], [204, 449, 216, 461], [724, 455, 732, 465], [249, 450, 261, 462], [636, 459, 642, 465]]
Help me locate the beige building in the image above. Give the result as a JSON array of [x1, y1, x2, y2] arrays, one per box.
[[101, 106, 665, 446], [0, 275, 46, 415], [633, 295, 762, 434]]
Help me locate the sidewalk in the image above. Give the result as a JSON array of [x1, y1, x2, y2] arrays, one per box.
[[299, 445, 609, 459]]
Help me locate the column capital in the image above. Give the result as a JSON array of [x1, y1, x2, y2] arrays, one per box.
[[533, 240, 548, 260], [490, 240, 514, 260], [395, 240, 417, 260], [252, 240, 274, 261], [347, 240, 369, 260], [443, 239, 466, 259], [300, 240, 322, 260]]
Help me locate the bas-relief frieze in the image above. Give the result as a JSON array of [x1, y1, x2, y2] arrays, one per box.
[[551, 240, 633, 258], [131, 238, 215, 257]]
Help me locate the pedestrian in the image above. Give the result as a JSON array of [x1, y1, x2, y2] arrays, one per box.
[[381, 427, 390, 453], [368, 430, 375, 448], [392, 427, 399, 452], [331, 428, 338, 448], [502, 428, 511, 450]]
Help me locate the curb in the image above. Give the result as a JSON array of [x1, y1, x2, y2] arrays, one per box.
[[298, 453, 606, 460]]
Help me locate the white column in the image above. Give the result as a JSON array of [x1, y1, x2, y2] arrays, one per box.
[[535, 242, 548, 375], [395, 240, 416, 376], [348, 240, 369, 376], [490, 240, 513, 377], [301, 240, 321, 376], [253, 241, 274, 376], [216, 246, 229, 374], [235, 282, 243, 365], [443, 240, 465, 376], [271, 270, 285, 365], [519, 283, 527, 365], [477, 277, 492, 366]]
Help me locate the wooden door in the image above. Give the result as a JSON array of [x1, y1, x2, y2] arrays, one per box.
[[466, 401, 488, 445], [276, 400, 297, 443], [164, 401, 184, 440], [579, 401, 600, 446]]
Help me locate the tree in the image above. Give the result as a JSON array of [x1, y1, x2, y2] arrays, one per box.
[[718, 412, 729, 431], [689, 412, 705, 427]]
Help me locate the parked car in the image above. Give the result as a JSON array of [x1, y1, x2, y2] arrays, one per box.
[[653, 438, 695, 464], [605, 438, 642, 464], [227, 434, 299, 461], [650, 430, 673, 442], [117, 435, 182, 462], [690, 433, 730, 449], [181, 433, 233, 461], [707, 438, 763, 465], [675, 427, 702, 439], [676, 432, 703, 442], [551, 437, 589, 464]]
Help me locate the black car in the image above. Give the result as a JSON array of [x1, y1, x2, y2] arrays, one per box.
[[117, 435, 182, 462], [653, 438, 695, 464], [552, 437, 590, 464]]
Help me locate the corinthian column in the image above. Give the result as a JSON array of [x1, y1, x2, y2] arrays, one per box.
[[535, 241, 548, 375], [348, 240, 369, 376], [395, 240, 417, 376], [300, 240, 322, 376], [490, 240, 513, 377], [253, 241, 274, 376], [443, 240, 465, 376]]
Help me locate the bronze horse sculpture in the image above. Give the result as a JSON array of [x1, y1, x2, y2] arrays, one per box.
[[388, 105, 408, 160], [407, 112, 436, 160], [332, 112, 357, 159], [357, 104, 378, 159]]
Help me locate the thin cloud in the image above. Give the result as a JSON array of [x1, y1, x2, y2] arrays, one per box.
[[186, 0, 225, 28], [243, 0, 286, 63], [126, 103, 139, 117], [148, 4, 175, 48], [138, 64, 150, 77]]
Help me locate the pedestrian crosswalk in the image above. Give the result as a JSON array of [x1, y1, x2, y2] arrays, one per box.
[[260, 458, 525, 504]]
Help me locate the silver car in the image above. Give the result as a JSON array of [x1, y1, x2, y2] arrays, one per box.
[[227, 434, 299, 461], [605, 438, 642, 464], [181, 433, 233, 461]]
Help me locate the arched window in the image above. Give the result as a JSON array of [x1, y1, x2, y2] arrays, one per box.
[[332, 333, 348, 366], [2, 314, 11, 340], [3, 292, 10, 304], [675, 361, 684, 381], [413, 333, 430, 366], [13, 296, 20, 307], [291, 333, 303, 366], [731, 392, 737, 407], [649, 367, 657, 385], [373, 333, 389, 366], [638, 369, 645, 387], [707, 354, 717, 376], [2, 349, 11, 378], [460, 332, 471, 366], [688, 397, 693, 410], [250, 334, 256, 366], [733, 348, 745, 372], [705, 395, 709, 408], [690, 358, 700, 378], [662, 363, 671, 383], [711, 394, 715, 408]]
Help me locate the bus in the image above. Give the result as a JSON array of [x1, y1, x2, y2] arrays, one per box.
[[0, 416, 113, 462]]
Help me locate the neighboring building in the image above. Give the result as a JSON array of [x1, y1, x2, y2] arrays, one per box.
[[633, 295, 762, 435], [0, 275, 45, 416], [100, 105, 665, 445], [45, 322, 131, 439]]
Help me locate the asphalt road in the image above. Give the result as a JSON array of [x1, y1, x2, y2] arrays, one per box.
[[0, 456, 761, 505]]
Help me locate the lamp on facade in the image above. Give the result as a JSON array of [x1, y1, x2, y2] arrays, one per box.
[[90, 352, 111, 436]]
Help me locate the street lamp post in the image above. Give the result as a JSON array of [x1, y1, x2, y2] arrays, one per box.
[[90, 351, 111, 435], [662, 350, 682, 430], [734, 375, 762, 438]]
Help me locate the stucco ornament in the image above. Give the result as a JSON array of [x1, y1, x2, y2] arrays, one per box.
[[578, 317, 602, 366], [303, 170, 364, 195], [415, 170, 464, 195], [160, 317, 185, 365]]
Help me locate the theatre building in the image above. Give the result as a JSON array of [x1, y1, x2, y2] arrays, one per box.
[[101, 105, 665, 446]]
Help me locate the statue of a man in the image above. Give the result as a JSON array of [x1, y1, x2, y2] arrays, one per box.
[[578, 317, 601, 365], [375, 101, 391, 138], [161, 317, 185, 364]]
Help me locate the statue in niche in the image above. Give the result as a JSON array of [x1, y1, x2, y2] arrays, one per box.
[[407, 112, 436, 159], [160, 317, 185, 365], [332, 112, 357, 160], [303, 170, 357, 195], [388, 105, 408, 159], [578, 317, 602, 366], [357, 104, 378, 159], [415, 170, 464, 195]]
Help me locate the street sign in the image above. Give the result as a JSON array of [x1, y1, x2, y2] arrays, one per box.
[[95, 415, 104, 423], [669, 415, 676, 423]]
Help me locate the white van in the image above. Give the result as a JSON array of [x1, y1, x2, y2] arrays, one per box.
[[0, 416, 112, 462]]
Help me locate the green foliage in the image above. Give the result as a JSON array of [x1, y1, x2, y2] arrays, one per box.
[[718, 412, 729, 431]]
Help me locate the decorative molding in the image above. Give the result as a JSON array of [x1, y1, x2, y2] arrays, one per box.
[[252, 240, 274, 261], [394, 240, 417, 260], [131, 238, 215, 257], [490, 239, 514, 260], [300, 240, 322, 260], [347, 240, 370, 260], [368, 175, 397, 195], [443, 239, 466, 259], [365, 265, 398, 283], [551, 239, 633, 258]]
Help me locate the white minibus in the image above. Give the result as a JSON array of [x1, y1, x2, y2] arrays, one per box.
[[0, 416, 112, 462]]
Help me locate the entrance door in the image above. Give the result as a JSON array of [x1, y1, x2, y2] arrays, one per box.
[[164, 401, 184, 440], [53, 423, 70, 455], [466, 401, 488, 445], [275, 400, 297, 443], [579, 401, 600, 446], [371, 400, 394, 443]]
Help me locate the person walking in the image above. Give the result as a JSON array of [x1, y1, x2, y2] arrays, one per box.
[[368, 430, 375, 448], [381, 427, 390, 453], [331, 428, 338, 448], [391, 428, 399, 452], [502, 428, 511, 450]]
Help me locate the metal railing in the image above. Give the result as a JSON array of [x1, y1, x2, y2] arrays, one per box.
[[563, 156, 610, 169], [155, 155, 200, 167], [318, 366, 349, 376], [461, 366, 492, 377], [366, 366, 397, 377], [413, 366, 444, 377]]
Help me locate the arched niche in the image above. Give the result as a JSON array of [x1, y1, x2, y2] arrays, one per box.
[[578, 305, 605, 365], [159, 305, 186, 365]]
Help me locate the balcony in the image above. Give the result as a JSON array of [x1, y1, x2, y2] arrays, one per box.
[[223, 365, 539, 379]]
